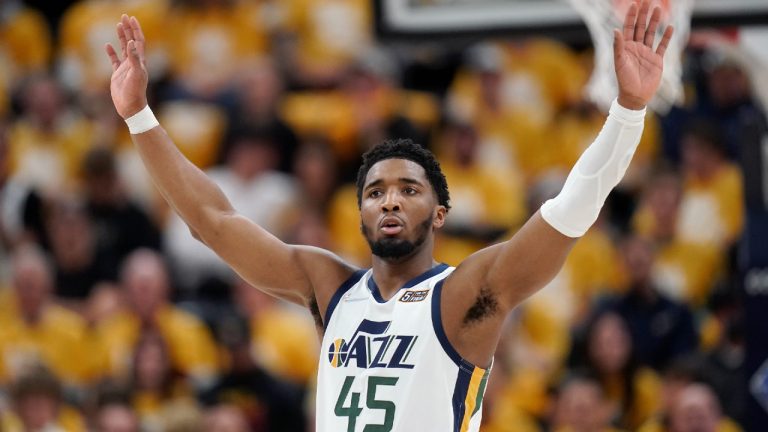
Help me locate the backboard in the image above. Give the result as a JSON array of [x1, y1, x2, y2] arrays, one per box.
[[375, 0, 768, 40]]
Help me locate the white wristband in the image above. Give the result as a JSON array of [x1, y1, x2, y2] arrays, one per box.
[[125, 105, 159, 134]]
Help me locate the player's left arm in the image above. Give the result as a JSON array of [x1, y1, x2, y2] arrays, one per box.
[[441, 1, 674, 366]]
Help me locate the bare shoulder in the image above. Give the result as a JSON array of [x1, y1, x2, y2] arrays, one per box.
[[291, 245, 361, 323], [441, 243, 506, 324]]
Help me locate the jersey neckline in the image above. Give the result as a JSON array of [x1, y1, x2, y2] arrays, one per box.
[[366, 263, 450, 303]]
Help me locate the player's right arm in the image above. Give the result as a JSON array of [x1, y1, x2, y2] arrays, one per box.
[[105, 15, 355, 309]]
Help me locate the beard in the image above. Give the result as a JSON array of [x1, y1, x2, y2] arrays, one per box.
[[363, 215, 433, 260]]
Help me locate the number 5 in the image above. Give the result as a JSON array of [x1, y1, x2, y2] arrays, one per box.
[[335, 375, 399, 432]]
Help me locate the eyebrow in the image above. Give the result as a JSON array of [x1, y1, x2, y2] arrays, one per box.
[[364, 177, 424, 191]]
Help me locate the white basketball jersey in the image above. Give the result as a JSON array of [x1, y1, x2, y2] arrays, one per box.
[[317, 264, 491, 432]]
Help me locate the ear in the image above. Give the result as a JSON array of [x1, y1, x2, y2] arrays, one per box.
[[433, 205, 446, 229]]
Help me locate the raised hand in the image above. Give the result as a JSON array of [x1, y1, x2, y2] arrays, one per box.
[[105, 14, 149, 119], [613, 0, 674, 110]]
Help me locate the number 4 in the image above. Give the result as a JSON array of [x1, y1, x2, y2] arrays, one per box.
[[334, 375, 399, 432]]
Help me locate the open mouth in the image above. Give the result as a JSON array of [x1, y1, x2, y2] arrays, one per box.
[[380, 218, 404, 235]]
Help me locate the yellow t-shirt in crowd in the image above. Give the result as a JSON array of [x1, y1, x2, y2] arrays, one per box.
[[166, 2, 268, 94], [58, 0, 169, 91], [8, 114, 95, 193], [448, 39, 586, 126], [281, 88, 438, 163], [1, 405, 86, 432], [0, 5, 51, 115], [638, 417, 742, 432], [0, 301, 98, 386], [604, 367, 662, 430], [96, 305, 220, 380], [283, 0, 372, 76], [677, 163, 744, 247], [327, 184, 370, 267], [250, 307, 319, 385], [158, 101, 226, 169]]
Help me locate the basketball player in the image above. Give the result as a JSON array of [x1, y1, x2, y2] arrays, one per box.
[[105, 2, 673, 430]]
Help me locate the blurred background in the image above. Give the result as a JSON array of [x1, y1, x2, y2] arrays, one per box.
[[0, 0, 767, 431]]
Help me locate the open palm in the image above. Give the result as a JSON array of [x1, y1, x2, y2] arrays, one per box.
[[613, 1, 674, 110], [105, 14, 149, 119]]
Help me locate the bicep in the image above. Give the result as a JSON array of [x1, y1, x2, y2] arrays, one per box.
[[446, 211, 577, 313], [486, 211, 577, 308], [196, 212, 355, 308]]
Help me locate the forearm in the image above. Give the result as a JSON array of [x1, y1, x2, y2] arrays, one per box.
[[131, 125, 234, 230], [541, 99, 646, 237]]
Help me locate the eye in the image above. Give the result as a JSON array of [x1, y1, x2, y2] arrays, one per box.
[[368, 190, 382, 198], [404, 187, 417, 195]]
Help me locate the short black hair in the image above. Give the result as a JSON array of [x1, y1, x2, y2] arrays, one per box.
[[682, 118, 727, 156], [356, 139, 450, 210]]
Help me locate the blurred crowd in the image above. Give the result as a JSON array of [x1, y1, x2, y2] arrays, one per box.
[[0, 0, 766, 431]]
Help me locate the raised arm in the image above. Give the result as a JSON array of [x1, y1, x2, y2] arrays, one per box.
[[104, 15, 354, 311], [440, 1, 674, 366]]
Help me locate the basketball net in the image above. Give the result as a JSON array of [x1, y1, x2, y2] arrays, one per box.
[[566, 0, 693, 114]]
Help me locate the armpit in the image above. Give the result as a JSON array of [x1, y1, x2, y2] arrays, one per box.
[[463, 285, 499, 326], [309, 295, 323, 328]]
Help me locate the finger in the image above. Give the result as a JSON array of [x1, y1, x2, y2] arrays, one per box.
[[117, 22, 128, 60], [105, 43, 121, 72], [623, 2, 638, 41], [655, 25, 674, 57], [613, 29, 624, 65], [121, 14, 135, 43], [127, 40, 142, 68], [644, 7, 661, 47], [130, 16, 145, 43], [129, 16, 146, 64], [634, 0, 650, 42]]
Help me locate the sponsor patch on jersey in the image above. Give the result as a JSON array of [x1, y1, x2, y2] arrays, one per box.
[[399, 289, 429, 303]]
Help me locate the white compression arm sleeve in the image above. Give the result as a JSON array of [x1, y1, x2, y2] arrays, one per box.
[[540, 99, 646, 238]]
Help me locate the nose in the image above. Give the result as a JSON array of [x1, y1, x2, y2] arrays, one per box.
[[381, 191, 401, 212]]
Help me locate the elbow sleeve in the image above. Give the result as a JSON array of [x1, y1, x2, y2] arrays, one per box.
[[541, 99, 646, 237]]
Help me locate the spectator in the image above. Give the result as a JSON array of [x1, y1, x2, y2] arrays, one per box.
[[639, 381, 742, 432], [201, 314, 307, 432], [8, 74, 93, 194], [203, 405, 250, 432], [281, 0, 373, 88], [164, 127, 299, 293], [677, 120, 744, 248], [608, 234, 698, 370], [129, 332, 195, 432], [225, 58, 299, 173], [0, 363, 86, 431], [164, 0, 268, 103], [550, 373, 616, 432], [233, 277, 318, 385], [96, 249, 220, 387], [94, 399, 140, 432], [0, 246, 96, 387], [292, 136, 339, 213], [631, 165, 722, 305], [0, 0, 51, 116], [82, 147, 162, 276], [570, 310, 662, 430], [47, 200, 113, 301], [58, 0, 168, 92]]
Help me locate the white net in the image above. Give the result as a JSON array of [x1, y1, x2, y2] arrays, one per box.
[[566, 0, 693, 114]]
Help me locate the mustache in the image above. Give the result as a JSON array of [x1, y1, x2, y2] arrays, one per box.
[[362, 215, 433, 260]]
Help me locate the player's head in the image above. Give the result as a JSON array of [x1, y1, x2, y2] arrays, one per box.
[[356, 139, 450, 261]]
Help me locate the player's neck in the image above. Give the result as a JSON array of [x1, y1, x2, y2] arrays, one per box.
[[371, 251, 438, 300]]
